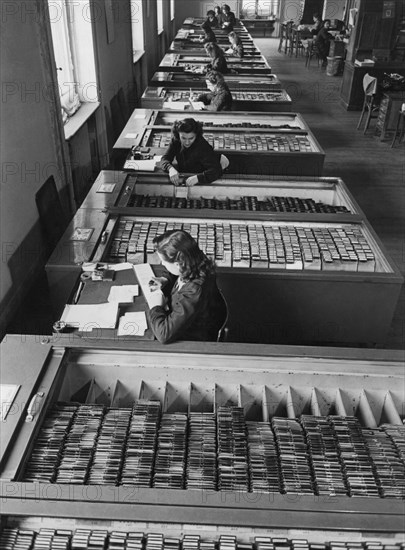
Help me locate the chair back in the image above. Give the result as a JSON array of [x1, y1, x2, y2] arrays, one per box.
[[363, 73, 378, 96], [216, 289, 229, 342]]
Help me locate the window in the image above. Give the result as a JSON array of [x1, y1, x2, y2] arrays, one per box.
[[241, 0, 279, 18], [48, 0, 98, 123], [157, 0, 164, 33], [130, 0, 145, 55], [170, 0, 175, 20]]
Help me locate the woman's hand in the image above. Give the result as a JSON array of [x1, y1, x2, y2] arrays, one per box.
[[169, 166, 181, 185], [148, 277, 168, 291], [185, 175, 199, 187], [148, 289, 166, 308]]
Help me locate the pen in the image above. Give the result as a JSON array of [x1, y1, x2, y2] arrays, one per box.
[[74, 281, 84, 304]]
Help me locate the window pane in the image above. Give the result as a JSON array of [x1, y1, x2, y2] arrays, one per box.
[[242, 0, 279, 17], [131, 0, 144, 52], [157, 0, 164, 33]]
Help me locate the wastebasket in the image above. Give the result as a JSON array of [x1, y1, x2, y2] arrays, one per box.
[[326, 56, 343, 76]]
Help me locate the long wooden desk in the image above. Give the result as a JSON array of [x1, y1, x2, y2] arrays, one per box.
[[113, 109, 324, 177], [45, 171, 402, 347], [150, 71, 282, 90], [140, 86, 292, 112]]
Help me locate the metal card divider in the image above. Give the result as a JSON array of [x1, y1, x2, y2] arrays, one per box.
[[91, 217, 118, 263]]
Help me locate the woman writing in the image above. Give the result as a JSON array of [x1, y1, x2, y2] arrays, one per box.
[[148, 230, 227, 344], [204, 41, 228, 74], [196, 70, 233, 111], [227, 31, 244, 57], [199, 20, 217, 43], [160, 118, 222, 186]]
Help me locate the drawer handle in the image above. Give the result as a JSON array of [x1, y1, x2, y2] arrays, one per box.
[[25, 392, 45, 422]]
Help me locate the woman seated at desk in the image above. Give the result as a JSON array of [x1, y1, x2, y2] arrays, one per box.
[[199, 20, 217, 43], [218, 3, 236, 33], [227, 31, 244, 57], [160, 117, 223, 186], [204, 42, 228, 74], [196, 70, 233, 111], [148, 230, 226, 344], [309, 13, 323, 35], [315, 19, 334, 66], [204, 9, 219, 28]]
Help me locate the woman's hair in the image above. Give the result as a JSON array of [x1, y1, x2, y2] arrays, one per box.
[[313, 13, 321, 21], [171, 118, 203, 141], [205, 41, 225, 58], [201, 20, 211, 32], [153, 230, 215, 281], [214, 5, 221, 14], [222, 4, 231, 13], [206, 70, 225, 85], [207, 9, 215, 17], [228, 31, 241, 44], [323, 18, 331, 25]]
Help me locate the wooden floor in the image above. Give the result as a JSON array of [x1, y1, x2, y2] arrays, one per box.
[[6, 38, 405, 350]]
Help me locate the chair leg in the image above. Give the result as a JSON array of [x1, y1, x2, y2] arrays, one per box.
[[363, 101, 374, 134], [357, 100, 367, 131]]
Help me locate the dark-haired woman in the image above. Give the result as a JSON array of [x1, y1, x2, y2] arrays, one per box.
[[228, 31, 244, 57], [160, 118, 222, 186], [197, 70, 233, 111], [315, 19, 333, 66], [205, 9, 219, 28], [218, 4, 236, 32], [148, 230, 226, 343], [199, 20, 217, 43], [204, 41, 228, 74]]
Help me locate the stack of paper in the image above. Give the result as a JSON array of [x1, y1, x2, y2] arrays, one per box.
[[60, 302, 119, 331]]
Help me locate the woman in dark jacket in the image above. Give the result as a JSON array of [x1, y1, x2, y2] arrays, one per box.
[[218, 4, 236, 32], [148, 230, 226, 344], [204, 41, 228, 74], [315, 19, 333, 66], [205, 9, 219, 28], [160, 118, 222, 186], [228, 31, 244, 57], [197, 70, 233, 111], [199, 20, 217, 43]]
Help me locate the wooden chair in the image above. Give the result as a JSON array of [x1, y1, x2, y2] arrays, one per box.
[[278, 22, 293, 54], [357, 74, 379, 134], [391, 107, 405, 147], [305, 40, 321, 68], [216, 290, 229, 342]]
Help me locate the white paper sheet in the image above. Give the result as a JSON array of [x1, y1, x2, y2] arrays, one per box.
[[133, 263, 157, 308], [108, 285, 139, 303], [117, 312, 148, 336], [124, 159, 157, 171], [60, 302, 119, 331]]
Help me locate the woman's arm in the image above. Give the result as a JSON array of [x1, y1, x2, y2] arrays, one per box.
[[160, 140, 178, 172], [205, 89, 228, 111], [195, 144, 223, 183], [196, 92, 213, 105], [149, 284, 202, 343]]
